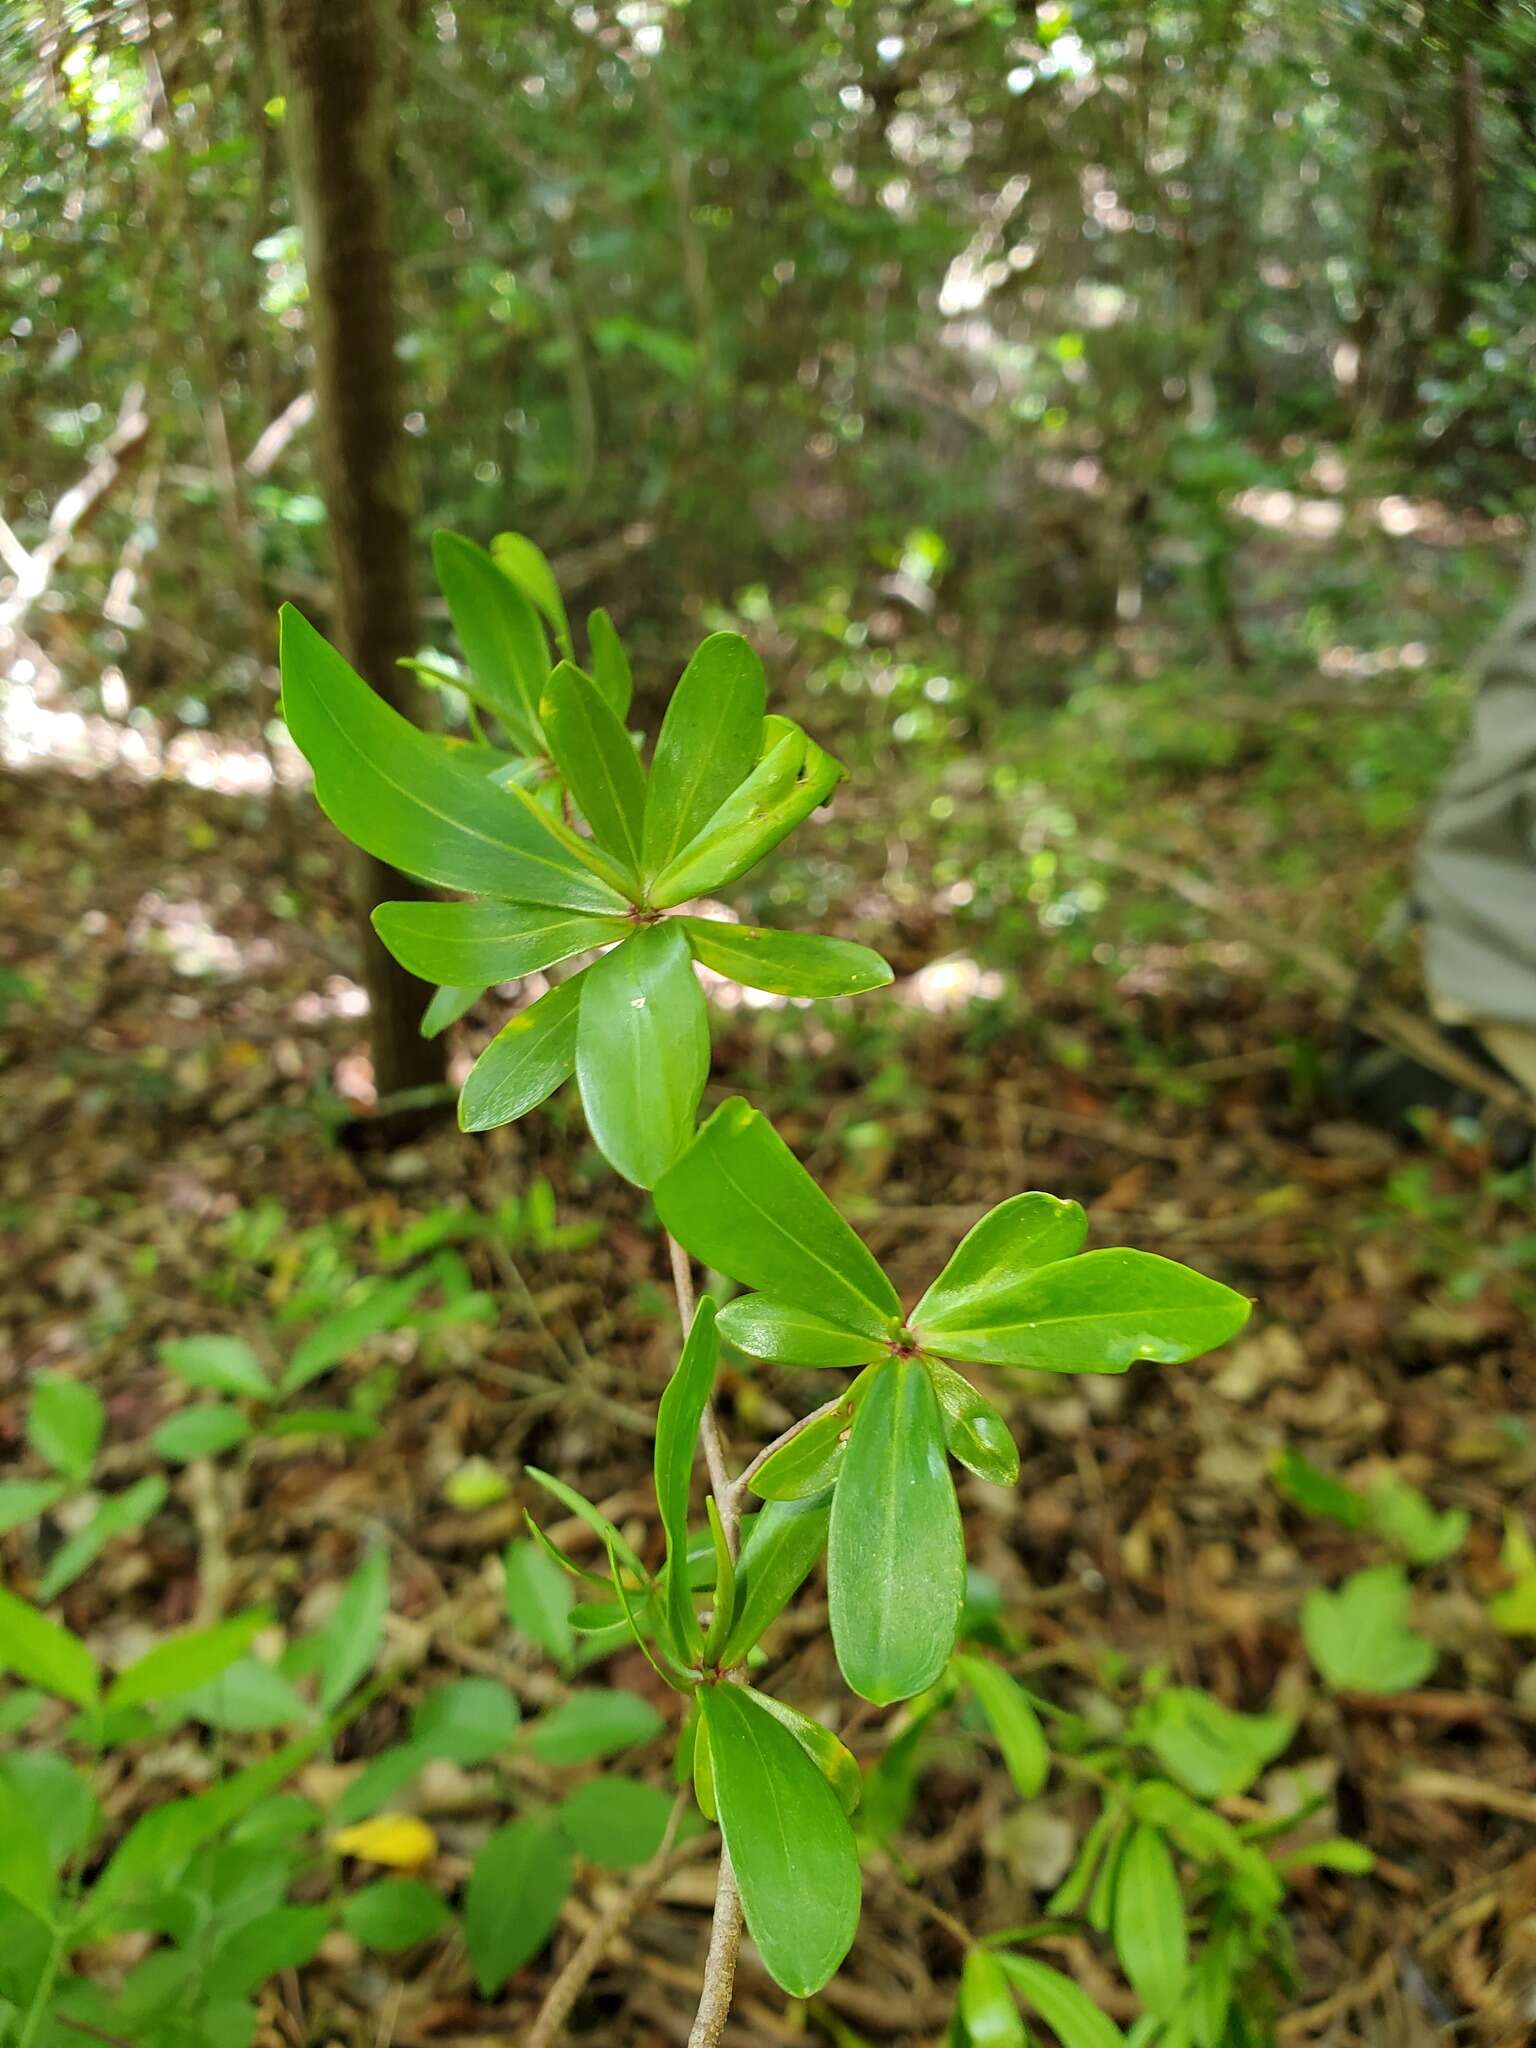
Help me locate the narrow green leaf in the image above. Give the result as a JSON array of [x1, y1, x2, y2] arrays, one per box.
[[587, 607, 633, 717], [152, 1405, 253, 1464], [0, 1480, 66, 1536], [0, 1586, 99, 1706], [960, 1948, 1029, 2047], [995, 1954, 1128, 2048], [108, 1609, 268, 1710], [955, 1655, 1050, 1798], [421, 983, 484, 1037], [524, 1466, 649, 1583], [291, 1549, 388, 1711], [1276, 1837, 1376, 1874], [743, 1685, 861, 1815], [654, 1098, 901, 1340], [654, 1300, 720, 1661], [700, 1496, 738, 1665], [459, 975, 582, 1132], [718, 1295, 890, 1368], [648, 724, 844, 909], [432, 529, 548, 748], [576, 923, 709, 1187], [1271, 1447, 1367, 1528], [503, 1538, 575, 1668], [342, 1876, 451, 1953], [749, 1375, 874, 1501], [279, 605, 626, 913], [682, 921, 893, 999], [373, 899, 623, 987], [27, 1373, 104, 1482], [526, 1688, 664, 1765], [1113, 1825, 1188, 2016], [465, 1814, 573, 1992], [720, 1493, 833, 1666], [913, 1194, 1088, 1329], [642, 632, 766, 879], [541, 661, 647, 874], [491, 530, 572, 658], [0, 1775, 55, 1919], [829, 1357, 965, 1704], [558, 1777, 679, 1868], [281, 1273, 429, 1395], [35, 1476, 167, 1601], [918, 1248, 1251, 1372], [156, 1336, 270, 1401], [926, 1359, 1019, 1486], [699, 1682, 860, 1997]]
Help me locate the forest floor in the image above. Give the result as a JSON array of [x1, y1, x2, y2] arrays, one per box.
[[4, 515, 1536, 2046]]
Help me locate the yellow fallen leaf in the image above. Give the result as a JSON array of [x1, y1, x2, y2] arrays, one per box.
[[331, 1814, 438, 1869]]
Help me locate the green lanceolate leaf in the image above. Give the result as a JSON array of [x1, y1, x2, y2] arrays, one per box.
[[654, 1099, 901, 1340], [587, 607, 633, 717], [491, 530, 572, 658], [700, 1497, 738, 1665], [157, 1336, 270, 1401], [107, 1609, 269, 1710], [279, 606, 627, 913], [642, 632, 766, 881], [917, 1247, 1251, 1372], [35, 1476, 167, 1601], [459, 976, 582, 1132], [373, 899, 623, 987], [432, 530, 548, 749], [914, 1193, 1088, 1329], [1113, 1824, 1188, 2017], [0, 1480, 66, 1535], [682, 921, 893, 999], [421, 984, 484, 1037], [995, 1954, 1128, 2048], [698, 1681, 860, 1997], [648, 724, 844, 909], [829, 1357, 965, 1704], [151, 1405, 253, 1465], [717, 1295, 890, 1368], [954, 1655, 1049, 1798], [541, 662, 647, 876], [464, 1814, 572, 1993], [1132, 1688, 1294, 1801], [960, 1948, 1029, 2047], [749, 1378, 872, 1501], [576, 922, 709, 1186], [926, 1359, 1019, 1486], [0, 1587, 99, 1707], [720, 1492, 833, 1665], [743, 1685, 861, 1814], [524, 1468, 650, 1584], [654, 1300, 720, 1661]]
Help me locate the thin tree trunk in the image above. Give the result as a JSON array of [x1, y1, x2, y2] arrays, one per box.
[[265, 0, 444, 1100], [1436, 42, 1485, 338]]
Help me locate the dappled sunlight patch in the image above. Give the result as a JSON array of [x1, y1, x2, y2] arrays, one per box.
[[126, 892, 280, 981]]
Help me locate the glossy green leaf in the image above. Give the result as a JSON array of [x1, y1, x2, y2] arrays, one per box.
[[35, 1476, 167, 1602], [503, 1537, 575, 1669], [157, 1336, 270, 1401], [108, 1608, 268, 1710], [464, 1814, 572, 1993], [642, 632, 766, 880], [280, 605, 626, 912], [420, 983, 484, 1037], [524, 1466, 649, 1582], [654, 1299, 719, 1661], [682, 920, 893, 999], [27, 1372, 104, 1482], [373, 899, 623, 987], [1113, 1824, 1188, 2016], [342, 1876, 451, 1952], [459, 974, 582, 1132], [829, 1357, 965, 1704], [995, 1954, 1128, 2048], [914, 1193, 1088, 1329], [491, 530, 572, 657], [558, 1777, 678, 1867], [718, 1295, 890, 1368], [648, 723, 844, 909], [576, 922, 709, 1186], [720, 1492, 833, 1665], [587, 607, 633, 717], [749, 1377, 873, 1501], [918, 1248, 1251, 1372], [954, 1655, 1049, 1798], [926, 1359, 1019, 1486], [152, 1405, 252, 1464], [960, 1948, 1029, 2047], [0, 1586, 99, 1706], [699, 1681, 860, 1997], [0, 1480, 66, 1536], [541, 661, 647, 873], [654, 1098, 901, 1339], [432, 530, 547, 749], [527, 1687, 664, 1765], [1133, 1688, 1294, 1800], [412, 1678, 521, 1763], [743, 1685, 861, 1815], [1301, 1566, 1437, 1694]]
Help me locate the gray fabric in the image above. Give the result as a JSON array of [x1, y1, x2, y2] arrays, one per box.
[[1417, 536, 1536, 1030]]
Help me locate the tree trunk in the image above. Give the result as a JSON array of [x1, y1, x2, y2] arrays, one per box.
[[265, 0, 444, 1100], [1435, 34, 1485, 339]]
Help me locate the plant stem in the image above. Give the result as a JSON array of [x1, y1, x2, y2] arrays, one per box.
[[664, 1229, 748, 2045], [734, 1394, 848, 1497]]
